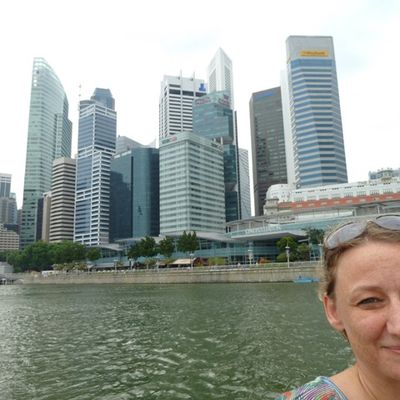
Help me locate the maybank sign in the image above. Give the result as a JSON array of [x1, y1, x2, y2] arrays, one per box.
[[300, 50, 329, 57]]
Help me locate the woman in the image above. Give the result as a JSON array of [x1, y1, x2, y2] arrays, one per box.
[[276, 214, 400, 399]]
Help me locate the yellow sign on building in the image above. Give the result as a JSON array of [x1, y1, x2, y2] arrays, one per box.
[[300, 50, 329, 57]]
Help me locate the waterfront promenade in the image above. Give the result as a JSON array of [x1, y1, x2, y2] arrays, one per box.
[[10, 262, 322, 285]]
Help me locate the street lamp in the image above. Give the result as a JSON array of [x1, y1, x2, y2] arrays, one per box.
[[285, 245, 290, 268], [156, 253, 161, 270], [114, 258, 118, 272], [318, 243, 323, 261], [247, 249, 253, 266], [189, 253, 194, 269]]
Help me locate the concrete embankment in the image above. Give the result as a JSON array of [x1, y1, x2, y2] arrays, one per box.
[[13, 263, 322, 285]]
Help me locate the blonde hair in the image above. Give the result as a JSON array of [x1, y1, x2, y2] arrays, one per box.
[[319, 222, 400, 299]]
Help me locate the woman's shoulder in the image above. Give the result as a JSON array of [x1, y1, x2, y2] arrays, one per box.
[[274, 376, 348, 400]]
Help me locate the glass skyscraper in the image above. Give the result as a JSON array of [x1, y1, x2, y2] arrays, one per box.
[[249, 87, 287, 216], [21, 58, 72, 248], [74, 88, 116, 246], [286, 36, 347, 188], [193, 91, 241, 222], [110, 145, 159, 241], [159, 131, 225, 235]]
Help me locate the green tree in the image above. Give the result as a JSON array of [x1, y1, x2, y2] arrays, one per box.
[[177, 231, 199, 254], [86, 247, 101, 263], [297, 243, 311, 261], [158, 236, 175, 258], [306, 228, 325, 244], [276, 236, 298, 262], [127, 242, 141, 261], [139, 236, 157, 258]]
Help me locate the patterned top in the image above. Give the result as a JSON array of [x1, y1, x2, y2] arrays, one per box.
[[275, 376, 348, 400]]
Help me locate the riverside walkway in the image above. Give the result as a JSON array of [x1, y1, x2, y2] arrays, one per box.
[[15, 262, 322, 285]]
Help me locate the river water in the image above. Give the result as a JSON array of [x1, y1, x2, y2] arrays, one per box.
[[0, 283, 352, 399]]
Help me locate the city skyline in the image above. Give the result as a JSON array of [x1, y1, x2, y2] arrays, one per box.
[[1, 1, 400, 210]]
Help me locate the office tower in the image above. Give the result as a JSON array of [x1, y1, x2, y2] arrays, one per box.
[[49, 157, 76, 242], [0, 224, 19, 251], [115, 136, 143, 154], [250, 87, 287, 216], [110, 145, 159, 241], [159, 74, 206, 138], [37, 192, 51, 242], [0, 174, 17, 225], [286, 36, 348, 188], [21, 58, 72, 247], [239, 148, 251, 219], [0, 174, 11, 198], [160, 131, 225, 234], [193, 91, 240, 221], [74, 88, 116, 246], [207, 48, 234, 108]]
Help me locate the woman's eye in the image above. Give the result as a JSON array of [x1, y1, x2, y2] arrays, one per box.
[[358, 297, 381, 306]]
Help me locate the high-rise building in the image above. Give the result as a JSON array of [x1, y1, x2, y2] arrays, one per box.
[[250, 87, 287, 216], [0, 174, 11, 198], [49, 157, 76, 242], [207, 48, 234, 108], [286, 36, 347, 188], [110, 144, 159, 241], [21, 58, 72, 247], [74, 88, 116, 246], [159, 131, 225, 235], [159, 74, 206, 138], [37, 192, 51, 242], [239, 148, 251, 219], [193, 91, 240, 222]]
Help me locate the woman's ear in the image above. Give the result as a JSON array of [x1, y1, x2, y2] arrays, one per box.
[[323, 294, 344, 332]]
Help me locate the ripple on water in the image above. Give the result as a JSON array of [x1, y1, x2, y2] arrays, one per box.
[[1, 283, 350, 399]]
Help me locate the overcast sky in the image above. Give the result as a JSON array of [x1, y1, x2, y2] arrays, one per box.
[[1, 0, 399, 209]]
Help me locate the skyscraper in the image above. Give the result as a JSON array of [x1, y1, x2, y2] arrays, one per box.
[[159, 74, 206, 138], [110, 144, 159, 241], [238, 148, 251, 219], [0, 174, 11, 198], [249, 87, 287, 216], [21, 58, 72, 247], [207, 48, 234, 108], [193, 91, 240, 221], [49, 157, 76, 242], [159, 131, 225, 235], [286, 36, 347, 188], [74, 88, 116, 246]]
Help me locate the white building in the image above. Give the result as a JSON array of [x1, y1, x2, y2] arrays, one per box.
[[49, 157, 76, 242], [159, 74, 206, 138], [207, 48, 234, 108], [159, 131, 225, 235], [266, 176, 400, 204], [0, 224, 19, 251]]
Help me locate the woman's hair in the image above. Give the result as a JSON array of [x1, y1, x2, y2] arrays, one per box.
[[319, 222, 400, 299]]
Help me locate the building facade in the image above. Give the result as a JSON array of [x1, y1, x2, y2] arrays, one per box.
[[159, 131, 225, 235], [49, 157, 76, 242], [286, 36, 347, 188], [207, 48, 234, 108], [250, 87, 287, 216], [110, 145, 159, 241], [0, 224, 19, 251], [239, 148, 251, 219], [159, 74, 206, 138], [0, 174, 11, 198], [193, 91, 241, 222], [21, 58, 72, 247], [74, 88, 116, 246]]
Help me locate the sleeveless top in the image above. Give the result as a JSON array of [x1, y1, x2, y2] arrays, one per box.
[[274, 376, 348, 400]]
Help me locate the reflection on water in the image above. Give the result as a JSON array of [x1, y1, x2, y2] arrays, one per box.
[[0, 283, 351, 399]]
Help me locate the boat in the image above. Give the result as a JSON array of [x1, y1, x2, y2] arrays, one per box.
[[293, 276, 320, 283]]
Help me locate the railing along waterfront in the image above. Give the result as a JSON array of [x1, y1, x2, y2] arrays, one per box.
[[14, 262, 322, 285]]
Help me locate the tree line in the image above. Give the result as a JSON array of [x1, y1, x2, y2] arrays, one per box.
[[1, 241, 101, 272]]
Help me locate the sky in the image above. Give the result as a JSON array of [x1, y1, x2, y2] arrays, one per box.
[[1, 0, 400, 210]]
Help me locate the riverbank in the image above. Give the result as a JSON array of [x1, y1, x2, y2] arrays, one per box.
[[11, 262, 322, 284]]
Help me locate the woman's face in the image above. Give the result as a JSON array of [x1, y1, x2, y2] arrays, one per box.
[[323, 240, 400, 382]]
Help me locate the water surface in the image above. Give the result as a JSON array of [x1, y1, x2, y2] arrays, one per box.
[[0, 283, 351, 399]]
